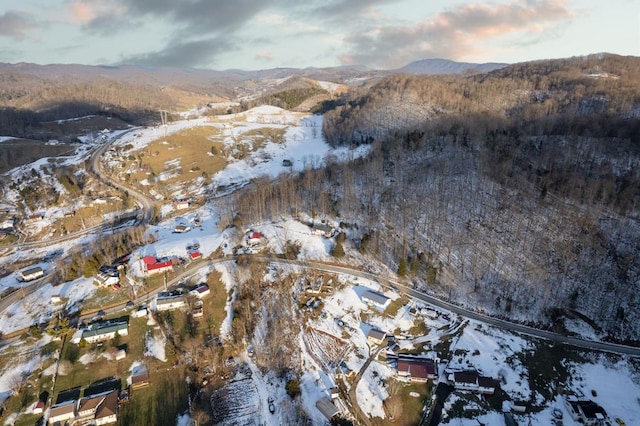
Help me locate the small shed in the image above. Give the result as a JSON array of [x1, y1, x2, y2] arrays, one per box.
[[131, 372, 150, 390], [367, 329, 387, 346]]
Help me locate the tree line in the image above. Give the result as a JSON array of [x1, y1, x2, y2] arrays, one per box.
[[223, 54, 640, 342]]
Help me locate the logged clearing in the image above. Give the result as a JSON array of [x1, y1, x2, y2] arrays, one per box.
[[131, 126, 226, 188]]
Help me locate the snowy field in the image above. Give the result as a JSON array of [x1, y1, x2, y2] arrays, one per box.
[[2, 105, 640, 425]]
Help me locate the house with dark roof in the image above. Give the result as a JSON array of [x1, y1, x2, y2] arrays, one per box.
[[48, 400, 76, 425], [449, 370, 499, 395], [77, 389, 118, 425], [156, 291, 187, 311], [362, 290, 391, 311], [565, 399, 609, 425], [396, 356, 437, 383], [19, 266, 44, 282], [173, 224, 191, 233], [190, 284, 210, 298], [367, 329, 387, 346], [131, 371, 150, 390], [76, 320, 129, 344]]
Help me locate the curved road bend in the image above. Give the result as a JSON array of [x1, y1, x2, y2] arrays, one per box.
[[3, 129, 640, 360], [11, 129, 153, 251], [267, 259, 640, 358]]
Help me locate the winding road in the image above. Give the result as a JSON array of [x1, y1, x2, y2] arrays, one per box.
[[4, 125, 640, 366]]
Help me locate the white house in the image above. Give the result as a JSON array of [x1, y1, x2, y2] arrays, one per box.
[[75, 321, 129, 344], [449, 371, 498, 395], [173, 225, 191, 233], [95, 271, 119, 287], [131, 306, 148, 318], [156, 291, 187, 311], [362, 290, 391, 311], [78, 389, 119, 425], [173, 198, 189, 210], [20, 266, 44, 282], [564, 398, 609, 426]]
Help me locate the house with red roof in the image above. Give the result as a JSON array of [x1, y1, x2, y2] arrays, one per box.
[[395, 356, 438, 383], [189, 251, 202, 261], [142, 256, 173, 275], [247, 231, 263, 246], [32, 400, 45, 414]]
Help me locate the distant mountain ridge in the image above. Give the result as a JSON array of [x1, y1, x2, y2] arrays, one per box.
[[395, 58, 508, 75], [0, 58, 505, 86]]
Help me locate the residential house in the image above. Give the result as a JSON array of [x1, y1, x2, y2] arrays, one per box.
[[156, 291, 187, 311], [367, 329, 387, 346], [131, 372, 150, 390], [449, 371, 499, 395], [247, 231, 262, 246], [75, 320, 129, 344], [142, 256, 173, 275], [78, 390, 119, 425], [565, 399, 609, 426], [190, 284, 210, 298], [192, 301, 204, 318], [336, 362, 355, 380], [95, 389, 118, 425], [188, 250, 202, 261], [32, 400, 45, 414], [328, 387, 340, 400], [316, 397, 340, 421], [362, 290, 391, 311], [95, 271, 120, 287], [25, 213, 44, 224], [396, 356, 437, 383], [48, 400, 76, 425], [173, 224, 191, 233], [131, 306, 148, 318], [173, 198, 190, 210], [20, 266, 45, 282]]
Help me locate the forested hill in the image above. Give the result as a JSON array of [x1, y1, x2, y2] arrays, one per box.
[[237, 54, 640, 342]]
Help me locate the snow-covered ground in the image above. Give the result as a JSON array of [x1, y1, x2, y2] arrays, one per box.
[[2, 105, 640, 425]]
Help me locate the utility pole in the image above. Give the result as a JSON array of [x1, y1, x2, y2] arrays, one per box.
[[159, 110, 168, 137]]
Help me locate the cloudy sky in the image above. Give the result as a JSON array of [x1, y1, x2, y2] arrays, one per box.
[[0, 0, 637, 70]]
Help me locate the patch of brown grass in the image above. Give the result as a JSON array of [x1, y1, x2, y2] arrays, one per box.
[[129, 126, 226, 190], [383, 379, 431, 425]]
